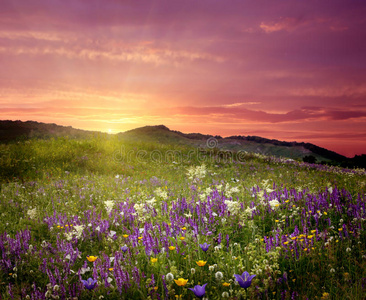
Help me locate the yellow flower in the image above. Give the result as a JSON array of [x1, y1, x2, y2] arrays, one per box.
[[222, 282, 230, 287], [196, 260, 207, 267], [180, 237, 185, 241], [109, 268, 114, 271], [291, 237, 297, 240], [154, 286, 158, 291], [284, 241, 289, 245], [123, 234, 129, 238], [87, 256, 98, 262], [181, 227, 187, 230], [324, 212, 328, 215], [138, 236, 143, 240], [174, 278, 188, 286], [285, 200, 289, 203], [151, 257, 158, 263], [311, 230, 316, 233], [169, 246, 176, 251], [275, 220, 279, 223]]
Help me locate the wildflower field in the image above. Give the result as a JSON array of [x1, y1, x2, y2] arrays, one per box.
[[0, 136, 366, 299]]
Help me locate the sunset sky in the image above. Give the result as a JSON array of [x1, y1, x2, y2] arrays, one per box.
[[1, 0, 366, 157]]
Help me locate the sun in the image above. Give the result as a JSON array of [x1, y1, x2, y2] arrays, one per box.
[[108, 129, 112, 134]]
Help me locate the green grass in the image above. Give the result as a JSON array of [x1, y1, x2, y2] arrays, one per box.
[[0, 136, 365, 299]]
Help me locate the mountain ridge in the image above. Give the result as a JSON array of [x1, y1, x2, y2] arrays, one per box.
[[1, 120, 364, 168]]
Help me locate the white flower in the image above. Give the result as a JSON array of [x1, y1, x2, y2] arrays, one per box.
[[191, 268, 196, 274], [245, 206, 256, 216], [104, 200, 114, 214], [166, 273, 174, 281], [226, 186, 240, 198], [64, 232, 73, 241], [199, 193, 207, 201], [184, 212, 193, 218], [269, 199, 280, 209], [215, 271, 223, 280], [155, 188, 168, 199], [205, 187, 212, 194], [222, 292, 229, 298], [73, 225, 85, 239], [134, 203, 145, 215], [27, 207, 37, 220], [330, 268, 335, 273], [80, 267, 90, 274], [209, 265, 215, 272], [146, 197, 157, 206], [346, 247, 351, 253], [187, 164, 207, 180], [224, 200, 241, 215]]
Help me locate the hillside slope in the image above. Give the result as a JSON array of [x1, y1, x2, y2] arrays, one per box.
[[1, 120, 363, 167], [121, 125, 346, 163]]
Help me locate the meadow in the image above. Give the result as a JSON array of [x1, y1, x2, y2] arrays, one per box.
[[0, 136, 365, 299]]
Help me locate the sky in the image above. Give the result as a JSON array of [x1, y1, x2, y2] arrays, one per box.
[[1, 0, 366, 157]]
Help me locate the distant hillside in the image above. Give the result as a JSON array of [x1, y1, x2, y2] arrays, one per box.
[[121, 125, 348, 164], [0, 120, 104, 142], [1, 121, 364, 168]]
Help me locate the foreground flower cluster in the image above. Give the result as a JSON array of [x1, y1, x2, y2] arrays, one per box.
[[0, 160, 366, 299]]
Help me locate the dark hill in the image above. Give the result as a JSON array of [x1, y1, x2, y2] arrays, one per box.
[[1, 121, 364, 168]]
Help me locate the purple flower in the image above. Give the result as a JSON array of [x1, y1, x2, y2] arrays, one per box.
[[81, 278, 97, 290], [188, 283, 207, 298], [199, 242, 210, 252], [121, 245, 128, 252], [234, 271, 256, 289]]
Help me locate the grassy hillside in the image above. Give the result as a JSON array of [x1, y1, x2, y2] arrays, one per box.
[[2, 121, 361, 167], [122, 125, 346, 163], [0, 136, 366, 299]]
